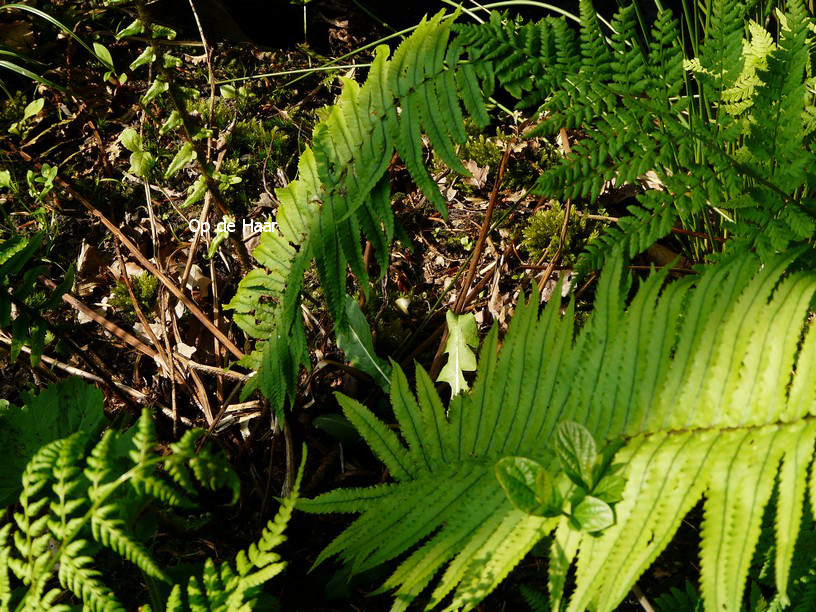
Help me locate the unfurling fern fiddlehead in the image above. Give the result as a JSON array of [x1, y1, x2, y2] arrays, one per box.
[[227, 10, 489, 412]]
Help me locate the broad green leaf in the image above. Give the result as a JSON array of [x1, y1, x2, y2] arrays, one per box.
[[164, 142, 195, 178], [22, 98, 44, 121], [119, 128, 141, 152], [129, 150, 155, 178], [436, 310, 478, 395], [161, 111, 182, 135], [150, 23, 177, 40], [592, 472, 626, 504], [163, 54, 183, 69], [335, 296, 391, 391], [571, 495, 614, 533], [556, 421, 597, 489], [116, 18, 143, 39], [0, 169, 13, 190], [495, 456, 561, 517], [142, 77, 168, 104], [92, 42, 114, 70]]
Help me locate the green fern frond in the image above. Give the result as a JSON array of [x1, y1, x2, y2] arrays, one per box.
[[170, 447, 306, 610], [578, 0, 612, 79], [0, 232, 74, 367], [57, 543, 122, 611], [519, 584, 548, 612], [695, 0, 746, 104], [722, 20, 776, 115], [91, 506, 167, 581], [305, 249, 816, 610], [454, 1, 815, 273], [0, 393, 250, 610], [227, 9, 491, 414]]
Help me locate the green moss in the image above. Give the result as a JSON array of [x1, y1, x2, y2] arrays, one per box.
[[232, 118, 290, 167], [521, 201, 601, 266], [461, 133, 504, 174], [505, 141, 560, 191], [454, 126, 561, 193], [110, 274, 159, 325], [186, 97, 233, 131]]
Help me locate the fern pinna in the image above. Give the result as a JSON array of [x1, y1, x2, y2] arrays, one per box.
[[227, 10, 489, 412], [454, 0, 816, 271], [0, 381, 303, 611], [302, 249, 816, 611]]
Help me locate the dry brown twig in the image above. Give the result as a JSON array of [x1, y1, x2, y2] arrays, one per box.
[[427, 137, 515, 379], [8, 144, 246, 359], [40, 277, 242, 379]]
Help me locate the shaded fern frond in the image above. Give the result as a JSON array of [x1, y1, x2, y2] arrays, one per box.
[[1, 395, 241, 610], [169, 447, 306, 611], [0, 232, 75, 366], [304, 250, 816, 611]]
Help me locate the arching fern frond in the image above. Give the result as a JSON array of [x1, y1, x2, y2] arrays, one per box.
[[228, 10, 489, 413], [165, 448, 306, 611], [303, 249, 816, 611]]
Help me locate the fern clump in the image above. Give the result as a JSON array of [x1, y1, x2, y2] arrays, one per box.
[[303, 248, 816, 611], [230, 0, 816, 416], [454, 0, 816, 271], [0, 379, 303, 610]]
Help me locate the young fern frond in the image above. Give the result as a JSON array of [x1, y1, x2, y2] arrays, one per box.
[[227, 10, 489, 412], [303, 249, 816, 611]]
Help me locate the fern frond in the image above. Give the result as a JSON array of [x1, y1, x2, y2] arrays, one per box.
[[1, 395, 252, 610], [171, 447, 306, 610], [90, 506, 167, 580], [686, 0, 744, 109], [455, 1, 815, 273], [228, 9, 490, 415], [307, 250, 816, 610], [57, 542, 122, 611], [722, 20, 776, 115], [0, 232, 75, 367]]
